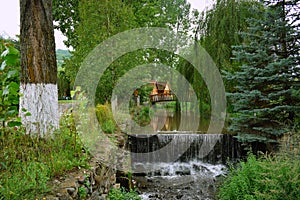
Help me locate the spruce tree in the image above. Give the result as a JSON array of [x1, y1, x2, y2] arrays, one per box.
[[226, 0, 300, 142]]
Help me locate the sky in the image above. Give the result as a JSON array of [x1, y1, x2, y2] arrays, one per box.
[[0, 0, 213, 50]]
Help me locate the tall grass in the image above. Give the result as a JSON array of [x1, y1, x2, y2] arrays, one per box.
[[0, 117, 89, 200], [218, 134, 300, 200], [95, 104, 117, 134]]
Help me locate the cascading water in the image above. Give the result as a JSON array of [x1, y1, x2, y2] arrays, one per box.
[[128, 133, 242, 199]]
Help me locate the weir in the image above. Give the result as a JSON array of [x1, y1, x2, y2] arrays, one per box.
[[129, 133, 242, 167], [128, 133, 243, 199]]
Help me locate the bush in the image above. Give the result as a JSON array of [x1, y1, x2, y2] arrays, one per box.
[[95, 104, 117, 133], [218, 152, 300, 200], [108, 188, 141, 200], [0, 41, 21, 128], [102, 119, 116, 134], [131, 106, 151, 127]]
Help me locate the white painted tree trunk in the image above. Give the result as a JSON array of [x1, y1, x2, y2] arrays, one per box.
[[19, 83, 59, 136]]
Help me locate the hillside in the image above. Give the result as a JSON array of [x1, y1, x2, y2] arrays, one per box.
[[56, 49, 71, 67]]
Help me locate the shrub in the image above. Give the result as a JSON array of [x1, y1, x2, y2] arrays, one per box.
[[131, 106, 151, 127], [108, 187, 141, 200], [0, 42, 21, 128], [218, 152, 300, 200], [95, 104, 117, 133]]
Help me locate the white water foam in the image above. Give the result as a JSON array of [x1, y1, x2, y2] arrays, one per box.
[[133, 160, 227, 178]]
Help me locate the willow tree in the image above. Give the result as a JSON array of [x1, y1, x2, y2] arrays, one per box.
[[20, 0, 58, 136], [200, 0, 263, 69]]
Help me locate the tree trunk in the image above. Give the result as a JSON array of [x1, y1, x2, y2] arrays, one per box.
[[20, 0, 58, 136]]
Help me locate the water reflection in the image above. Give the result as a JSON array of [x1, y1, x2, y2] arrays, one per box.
[[149, 107, 209, 132]]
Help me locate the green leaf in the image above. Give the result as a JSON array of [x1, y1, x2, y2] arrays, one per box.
[[2, 86, 9, 96], [7, 70, 18, 78], [0, 49, 9, 58], [6, 109, 17, 117], [7, 121, 22, 127], [7, 46, 19, 55], [5, 54, 19, 66], [0, 60, 7, 70], [25, 112, 32, 117], [21, 108, 27, 112], [9, 82, 19, 92]]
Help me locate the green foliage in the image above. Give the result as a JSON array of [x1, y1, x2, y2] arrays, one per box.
[[198, 0, 264, 114], [53, 0, 193, 105], [78, 185, 87, 200], [53, 0, 80, 48], [56, 49, 71, 99], [218, 152, 300, 200], [0, 42, 21, 128], [0, 120, 89, 199], [200, 0, 263, 69], [108, 187, 141, 200], [131, 106, 152, 127], [56, 49, 71, 67], [226, 0, 300, 142], [95, 104, 117, 134], [176, 59, 211, 117], [102, 119, 116, 134]]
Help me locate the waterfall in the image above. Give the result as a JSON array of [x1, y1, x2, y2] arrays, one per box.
[[128, 133, 242, 199], [129, 133, 240, 171]]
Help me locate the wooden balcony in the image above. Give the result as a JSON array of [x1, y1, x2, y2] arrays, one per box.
[[150, 94, 175, 103]]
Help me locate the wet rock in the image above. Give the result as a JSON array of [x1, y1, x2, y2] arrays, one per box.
[[53, 179, 61, 185], [104, 188, 109, 193], [56, 193, 62, 197], [91, 191, 100, 200], [66, 187, 76, 195], [99, 194, 107, 200], [113, 183, 121, 189], [147, 178, 153, 183], [184, 186, 191, 190], [149, 193, 160, 198], [175, 169, 191, 176], [56, 193, 70, 200], [134, 172, 147, 176], [77, 175, 86, 184]]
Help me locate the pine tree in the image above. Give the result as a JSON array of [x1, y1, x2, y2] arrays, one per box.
[[226, 0, 300, 142]]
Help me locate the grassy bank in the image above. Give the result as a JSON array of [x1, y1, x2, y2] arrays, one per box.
[[218, 134, 300, 200], [0, 117, 89, 199]]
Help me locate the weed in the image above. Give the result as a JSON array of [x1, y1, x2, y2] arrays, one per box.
[[108, 187, 141, 200], [78, 186, 87, 200]]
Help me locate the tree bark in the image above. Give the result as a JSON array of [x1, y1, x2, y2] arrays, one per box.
[[20, 0, 59, 136]]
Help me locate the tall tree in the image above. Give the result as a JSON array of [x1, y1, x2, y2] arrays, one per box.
[[53, 0, 193, 104], [200, 0, 262, 69], [20, 0, 59, 136], [226, 0, 300, 142], [53, 0, 80, 48]]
